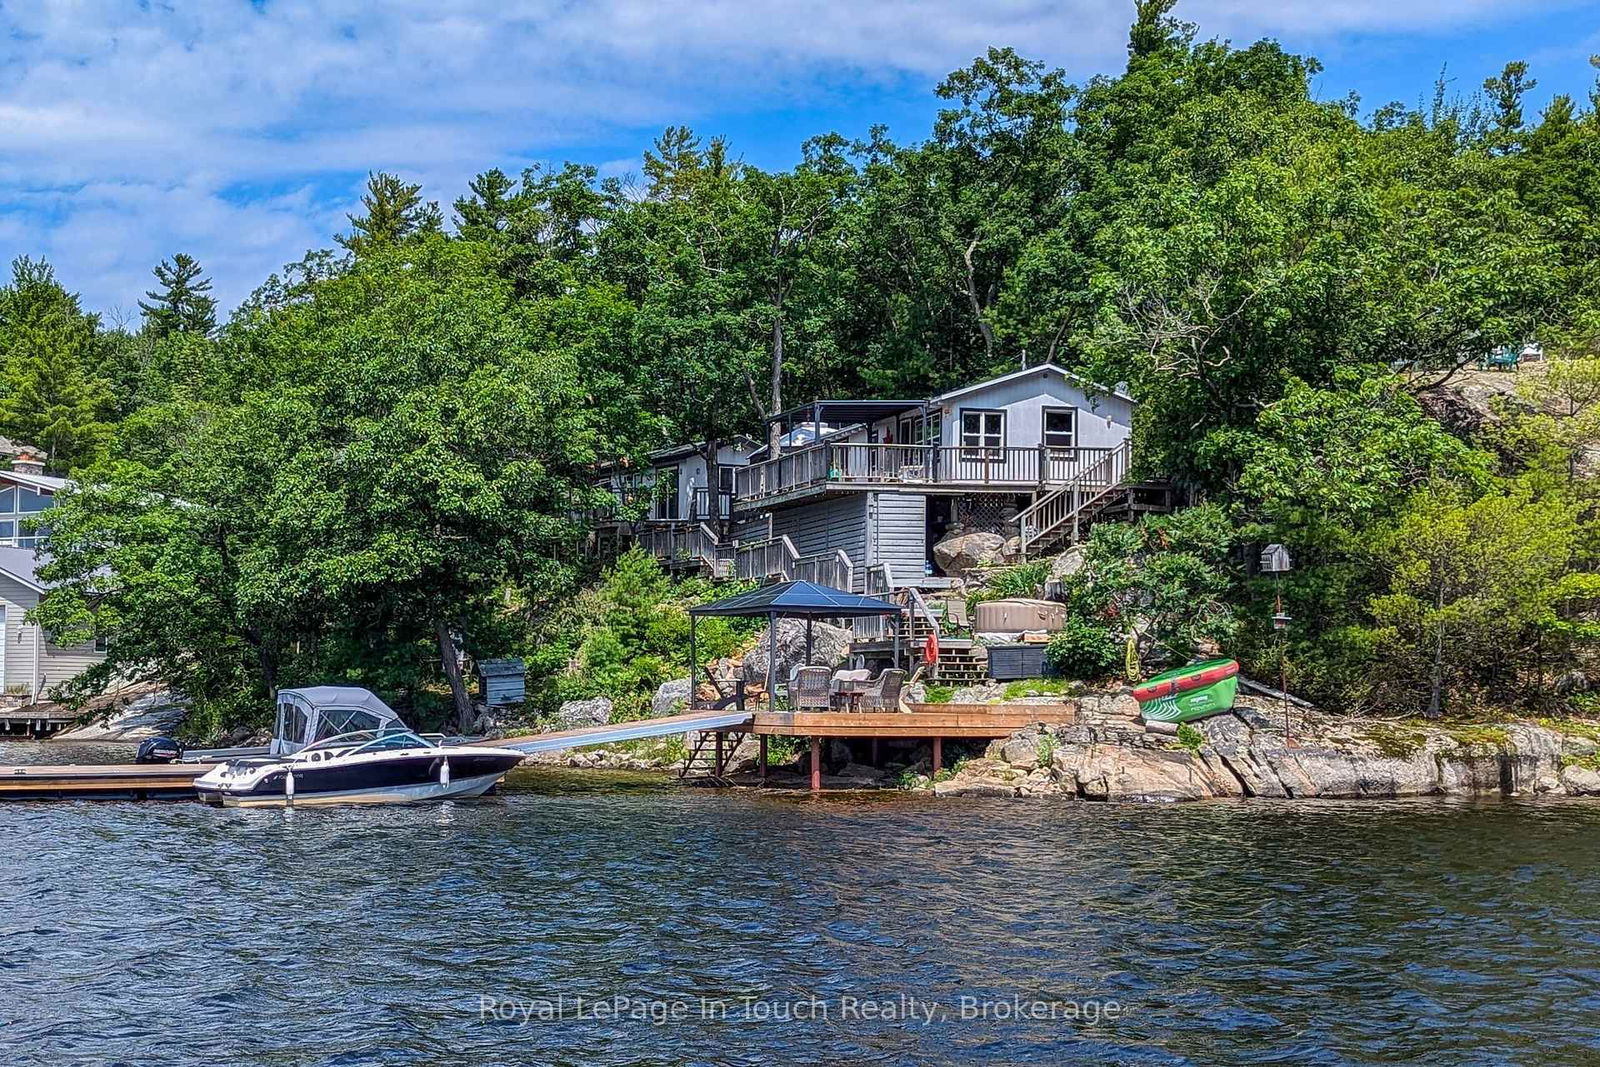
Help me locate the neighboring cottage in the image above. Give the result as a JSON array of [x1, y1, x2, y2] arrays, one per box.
[[0, 452, 107, 700], [599, 364, 1161, 591], [590, 437, 759, 576]]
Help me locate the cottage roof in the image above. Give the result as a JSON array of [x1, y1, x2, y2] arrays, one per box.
[[0, 469, 69, 493], [930, 363, 1136, 406], [0, 546, 46, 592]]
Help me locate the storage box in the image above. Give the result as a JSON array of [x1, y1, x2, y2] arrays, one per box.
[[987, 643, 1055, 681], [973, 599, 1066, 633]]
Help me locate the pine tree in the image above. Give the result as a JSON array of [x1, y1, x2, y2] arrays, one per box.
[[139, 253, 217, 338], [0, 257, 114, 473], [337, 172, 443, 256]]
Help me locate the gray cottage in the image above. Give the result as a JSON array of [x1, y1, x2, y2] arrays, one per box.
[[728, 364, 1140, 591]]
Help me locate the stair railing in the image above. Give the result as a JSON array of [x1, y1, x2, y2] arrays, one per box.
[[1018, 439, 1133, 558]]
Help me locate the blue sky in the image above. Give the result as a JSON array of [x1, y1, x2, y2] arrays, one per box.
[[2, 0, 1598, 319]]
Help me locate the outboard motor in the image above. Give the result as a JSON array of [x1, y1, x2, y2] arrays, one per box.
[[135, 736, 183, 764]]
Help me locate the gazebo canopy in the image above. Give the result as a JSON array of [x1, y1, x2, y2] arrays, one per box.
[[689, 580, 901, 619]]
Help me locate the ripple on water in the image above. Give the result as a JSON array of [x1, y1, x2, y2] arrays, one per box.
[[1, 762, 1600, 1065]]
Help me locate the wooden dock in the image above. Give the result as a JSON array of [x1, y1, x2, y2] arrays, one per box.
[[0, 762, 212, 799], [749, 701, 1078, 791]]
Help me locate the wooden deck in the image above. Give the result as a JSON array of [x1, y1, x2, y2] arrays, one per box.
[[750, 703, 1074, 738], [0, 762, 211, 799]]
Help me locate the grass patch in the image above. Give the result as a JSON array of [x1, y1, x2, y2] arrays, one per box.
[[1001, 678, 1077, 700], [1362, 722, 1430, 760], [1442, 723, 1511, 751], [1561, 752, 1600, 772], [1175, 723, 1204, 754], [924, 684, 956, 704], [1536, 716, 1600, 744]]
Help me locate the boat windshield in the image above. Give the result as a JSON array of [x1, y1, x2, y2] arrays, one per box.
[[298, 726, 434, 756], [350, 730, 435, 755]]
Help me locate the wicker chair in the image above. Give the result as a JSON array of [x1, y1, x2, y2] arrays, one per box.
[[859, 668, 907, 711], [790, 666, 834, 711]]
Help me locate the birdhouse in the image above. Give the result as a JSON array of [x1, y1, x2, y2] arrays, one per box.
[[1260, 544, 1293, 573]]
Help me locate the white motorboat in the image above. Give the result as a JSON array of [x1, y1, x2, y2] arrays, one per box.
[[194, 727, 527, 807]]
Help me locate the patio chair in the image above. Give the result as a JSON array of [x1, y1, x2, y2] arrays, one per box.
[[790, 665, 834, 712], [860, 668, 907, 711], [944, 599, 970, 631]]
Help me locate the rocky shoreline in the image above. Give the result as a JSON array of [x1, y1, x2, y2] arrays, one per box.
[[927, 697, 1600, 802]]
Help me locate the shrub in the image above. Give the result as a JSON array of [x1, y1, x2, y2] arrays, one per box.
[[1175, 723, 1204, 753], [924, 684, 956, 704], [968, 561, 1051, 609], [1044, 616, 1123, 679]]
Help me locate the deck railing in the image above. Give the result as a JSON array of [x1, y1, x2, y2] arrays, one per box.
[[639, 521, 735, 576], [735, 443, 1116, 503], [735, 539, 854, 591]]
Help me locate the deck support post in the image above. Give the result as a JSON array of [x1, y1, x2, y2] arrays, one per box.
[[688, 615, 698, 709], [715, 731, 724, 777], [932, 736, 943, 776], [871, 738, 880, 767], [759, 736, 769, 783], [810, 737, 821, 792]]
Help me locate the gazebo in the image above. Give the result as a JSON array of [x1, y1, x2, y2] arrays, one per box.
[[687, 580, 904, 711]]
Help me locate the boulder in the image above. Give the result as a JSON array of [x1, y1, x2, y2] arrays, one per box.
[[1048, 545, 1089, 582], [742, 619, 853, 685], [933, 532, 1013, 578], [652, 678, 691, 717], [1561, 764, 1600, 796], [554, 697, 612, 730]]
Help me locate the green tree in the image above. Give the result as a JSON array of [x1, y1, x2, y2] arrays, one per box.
[[36, 237, 613, 732], [337, 172, 444, 256], [0, 257, 115, 472], [139, 253, 217, 338], [1365, 481, 1591, 715]]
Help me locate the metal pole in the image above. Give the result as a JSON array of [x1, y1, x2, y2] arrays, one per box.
[[688, 615, 697, 710], [759, 735, 769, 784], [932, 737, 943, 776], [767, 610, 778, 712], [805, 618, 814, 665]]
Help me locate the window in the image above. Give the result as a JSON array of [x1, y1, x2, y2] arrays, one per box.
[[960, 410, 1005, 458], [278, 702, 309, 745], [94, 635, 110, 654], [656, 468, 680, 520], [313, 708, 384, 741], [0, 488, 13, 512], [0, 521, 12, 545], [1043, 407, 1077, 451], [18, 488, 50, 513]]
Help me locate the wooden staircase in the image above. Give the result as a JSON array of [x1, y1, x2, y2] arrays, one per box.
[[901, 598, 988, 685], [1017, 440, 1133, 558], [679, 729, 747, 784]]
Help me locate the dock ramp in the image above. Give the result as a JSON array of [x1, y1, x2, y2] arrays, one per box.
[[493, 708, 753, 755]]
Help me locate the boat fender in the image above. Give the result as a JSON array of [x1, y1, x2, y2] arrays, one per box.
[[285, 769, 295, 805], [440, 758, 450, 786]]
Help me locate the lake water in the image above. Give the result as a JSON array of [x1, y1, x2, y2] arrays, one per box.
[[2, 743, 1599, 1065]]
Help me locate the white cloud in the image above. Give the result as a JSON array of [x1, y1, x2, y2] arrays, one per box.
[[0, 0, 1580, 313]]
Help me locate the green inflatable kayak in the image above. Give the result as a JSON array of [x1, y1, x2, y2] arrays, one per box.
[[1131, 658, 1240, 723]]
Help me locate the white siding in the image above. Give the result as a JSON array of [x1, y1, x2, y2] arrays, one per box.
[[0, 574, 107, 698]]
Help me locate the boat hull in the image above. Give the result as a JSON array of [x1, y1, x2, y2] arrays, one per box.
[[1132, 658, 1240, 723], [201, 770, 508, 808], [195, 750, 524, 808]]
